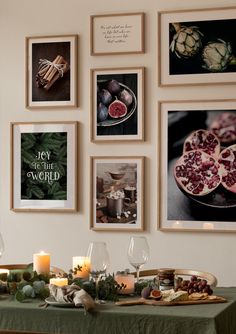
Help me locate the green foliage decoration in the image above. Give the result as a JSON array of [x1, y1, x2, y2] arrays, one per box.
[[0, 263, 153, 303]]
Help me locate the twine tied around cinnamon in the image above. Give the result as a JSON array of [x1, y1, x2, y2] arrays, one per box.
[[36, 54, 70, 90], [38, 59, 65, 78]]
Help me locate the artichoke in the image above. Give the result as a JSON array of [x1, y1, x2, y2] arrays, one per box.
[[170, 23, 203, 58], [202, 39, 235, 72]]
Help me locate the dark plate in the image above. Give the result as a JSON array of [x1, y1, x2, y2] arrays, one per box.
[[177, 183, 236, 208], [97, 82, 137, 127]]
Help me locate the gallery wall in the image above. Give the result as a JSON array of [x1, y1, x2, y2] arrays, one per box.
[[1, 0, 236, 286]]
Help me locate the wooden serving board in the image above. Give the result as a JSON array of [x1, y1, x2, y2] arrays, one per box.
[[115, 296, 227, 307]]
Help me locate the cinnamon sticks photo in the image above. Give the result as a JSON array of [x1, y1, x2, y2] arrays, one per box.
[[36, 55, 70, 91]]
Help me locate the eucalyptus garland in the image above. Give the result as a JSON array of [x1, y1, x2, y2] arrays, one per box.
[[0, 265, 151, 302]]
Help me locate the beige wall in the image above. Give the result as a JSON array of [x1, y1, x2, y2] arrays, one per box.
[[1, 0, 236, 286]]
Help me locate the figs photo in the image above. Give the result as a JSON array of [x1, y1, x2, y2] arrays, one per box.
[[96, 78, 137, 128]]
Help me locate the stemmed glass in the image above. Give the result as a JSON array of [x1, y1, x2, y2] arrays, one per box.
[[86, 241, 109, 303], [127, 236, 149, 282]]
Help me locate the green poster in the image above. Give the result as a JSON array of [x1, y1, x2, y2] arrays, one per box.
[[21, 132, 67, 200]]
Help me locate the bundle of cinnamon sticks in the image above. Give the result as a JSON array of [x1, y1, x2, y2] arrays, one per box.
[[36, 55, 69, 90]]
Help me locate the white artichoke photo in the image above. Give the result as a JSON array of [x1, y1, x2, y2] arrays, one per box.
[[170, 23, 203, 58], [202, 39, 236, 72]]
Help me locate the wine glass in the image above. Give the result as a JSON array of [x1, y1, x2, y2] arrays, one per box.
[[86, 241, 109, 303], [127, 236, 149, 282]]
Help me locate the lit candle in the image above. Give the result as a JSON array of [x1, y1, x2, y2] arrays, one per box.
[[0, 269, 10, 275], [115, 274, 135, 294], [33, 251, 50, 274], [72, 256, 91, 279], [0, 268, 9, 281], [49, 277, 68, 287]]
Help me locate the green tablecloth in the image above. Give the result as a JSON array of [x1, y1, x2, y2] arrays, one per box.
[[0, 287, 235, 334]]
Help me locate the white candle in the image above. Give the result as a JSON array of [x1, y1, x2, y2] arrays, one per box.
[[0, 268, 9, 280], [0, 269, 9, 275], [33, 251, 50, 274], [72, 256, 91, 279], [49, 277, 68, 287], [115, 274, 135, 294]]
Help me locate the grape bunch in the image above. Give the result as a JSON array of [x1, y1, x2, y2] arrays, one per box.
[[175, 275, 213, 295]]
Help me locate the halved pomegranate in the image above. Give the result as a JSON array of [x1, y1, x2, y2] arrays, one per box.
[[183, 129, 220, 159], [174, 150, 221, 196], [210, 112, 236, 144], [218, 144, 236, 193]]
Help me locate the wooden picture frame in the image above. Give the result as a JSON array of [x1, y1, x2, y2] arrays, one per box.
[[91, 67, 144, 142], [90, 12, 145, 55], [26, 35, 78, 108], [11, 121, 77, 212], [158, 7, 236, 86], [159, 99, 236, 232], [90, 156, 144, 231]]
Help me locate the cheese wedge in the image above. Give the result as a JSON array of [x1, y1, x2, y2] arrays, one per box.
[[163, 290, 189, 302]]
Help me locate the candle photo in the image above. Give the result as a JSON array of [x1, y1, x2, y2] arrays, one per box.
[[72, 256, 91, 279], [49, 277, 68, 287], [33, 251, 50, 274], [115, 274, 135, 294]]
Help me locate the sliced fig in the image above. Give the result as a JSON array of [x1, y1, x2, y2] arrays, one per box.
[[118, 89, 133, 107], [108, 99, 127, 119], [149, 290, 162, 300], [218, 144, 236, 193], [174, 150, 221, 196], [183, 129, 220, 159], [210, 112, 236, 144], [97, 103, 108, 122]]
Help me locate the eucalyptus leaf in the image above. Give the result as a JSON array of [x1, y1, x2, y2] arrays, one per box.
[[15, 290, 26, 302]]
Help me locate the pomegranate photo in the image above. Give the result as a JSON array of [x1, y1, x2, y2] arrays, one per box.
[[183, 129, 220, 159], [210, 112, 236, 144], [218, 144, 236, 193], [174, 150, 221, 196]]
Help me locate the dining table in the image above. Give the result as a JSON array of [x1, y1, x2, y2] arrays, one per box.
[[0, 287, 235, 334]]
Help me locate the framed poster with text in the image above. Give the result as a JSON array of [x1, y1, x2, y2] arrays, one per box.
[[11, 122, 77, 212], [90, 13, 145, 55]]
